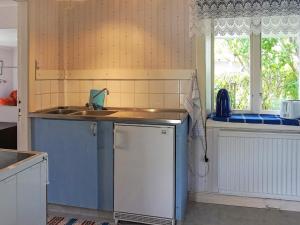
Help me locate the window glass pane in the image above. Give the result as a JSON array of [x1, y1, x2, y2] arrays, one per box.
[[214, 37, 250, 110], [261, 36, 300, 110]]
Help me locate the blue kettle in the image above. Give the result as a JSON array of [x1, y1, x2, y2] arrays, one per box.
[[216, 89, 231, 117]]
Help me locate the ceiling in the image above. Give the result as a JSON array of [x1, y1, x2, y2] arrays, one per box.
[[0, 0, 16, 7], [0, 29, 17, 47]]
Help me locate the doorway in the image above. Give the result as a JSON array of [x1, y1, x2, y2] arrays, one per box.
[[0, 0, 29, 150]]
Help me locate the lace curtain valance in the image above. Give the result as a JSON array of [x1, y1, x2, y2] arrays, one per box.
[[190, 0, 300, 36]]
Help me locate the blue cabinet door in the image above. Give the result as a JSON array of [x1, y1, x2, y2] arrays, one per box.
[[97, 121, 114, 211], [32, 119, 99, 209], [175, 119, 188, 220]]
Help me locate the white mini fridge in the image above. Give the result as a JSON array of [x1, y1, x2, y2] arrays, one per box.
[[114, 124, 175, 225]]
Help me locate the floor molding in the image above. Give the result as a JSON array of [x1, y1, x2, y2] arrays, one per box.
[[189, 192, 300, 212]]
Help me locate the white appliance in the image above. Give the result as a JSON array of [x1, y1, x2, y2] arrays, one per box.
[[114, 124, 175, 225], [0, 149, 48, 225], [280, 100, 300, 119]]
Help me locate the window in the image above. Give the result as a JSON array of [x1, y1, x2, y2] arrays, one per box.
[[214, 34, 300, 112], [214, 37, 250, 110], [261, 35, 300, 110]]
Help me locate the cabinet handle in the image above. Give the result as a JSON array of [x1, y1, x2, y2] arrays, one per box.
[[90, 123, 97, 136], [114, 129, 126, 149]]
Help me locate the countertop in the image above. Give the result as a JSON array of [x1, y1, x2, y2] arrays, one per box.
[[0, 149, 47, 182], [29, 106, 189, 125]]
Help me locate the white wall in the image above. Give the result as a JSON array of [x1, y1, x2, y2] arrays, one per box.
[[0, 47, 17, 98], [12, 47, 17, 89], [0, 6, 17, 29], [0, 3, 17, 97]]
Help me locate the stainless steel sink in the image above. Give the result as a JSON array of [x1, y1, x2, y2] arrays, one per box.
[[46, 109, 80, 115], [0, 151, 35, 170], [71, 110, 118, 117]]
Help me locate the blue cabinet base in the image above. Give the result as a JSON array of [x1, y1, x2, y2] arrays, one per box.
[[32, 119, 114, 211], [175, 119, 188, 221], [31, 118, 188, 219]]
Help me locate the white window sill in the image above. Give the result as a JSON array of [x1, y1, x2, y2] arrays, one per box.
[[207, 118, 300, 133]]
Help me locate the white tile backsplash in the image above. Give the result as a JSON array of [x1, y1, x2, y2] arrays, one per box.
[[107, 92, 121, 107], [149, 94, 164, 108], [50, 93, 59, 107], [41, 80, 51, 94], [50, 80, 59, 93], [180, 80, 190, 94], [80, 92, 89, 106], [165, 94, 180, 109], [107, 80, 121, 93], [32, 78, 190, 111], [79, 80, 93, 93], [67, 80, 80, 93], [41, 93, 51, 109], [164, 80, 180, 94], [35, 81, 42, 95], [180, 94, 186, 109], [121, 93, 135, 107], [135, 93, 149, 108], [58, 93, 65, 106], [67, 92, 80, 106], [121, 81, 135, 93], [149, 80, 164, 94], [135, 81, 149, 93], [93, 80, 107, 90], [35, 94, 42, 111]]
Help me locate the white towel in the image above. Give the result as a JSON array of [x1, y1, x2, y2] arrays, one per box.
[[184, 72, 205, 138]]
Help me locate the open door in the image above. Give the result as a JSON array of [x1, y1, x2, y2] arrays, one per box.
[[0, 0, 29, 151], [0, 1, 18, 149]]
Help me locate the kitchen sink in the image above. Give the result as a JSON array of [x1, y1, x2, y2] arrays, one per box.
[[71, 110, 118, 117], [46, 109, 80, 115], [0, 151, 35, 170]]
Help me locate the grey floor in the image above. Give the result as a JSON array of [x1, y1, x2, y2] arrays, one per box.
[[183, 202, 300, 225], [49, 202, 300, 225]]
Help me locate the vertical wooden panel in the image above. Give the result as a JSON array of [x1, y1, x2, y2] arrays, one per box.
[[144, 0, 151, 69], [137, 0, 145, 68], [114, 0, 120, 69], [151, 0, 158, 69], [30, 0, 195, 71]]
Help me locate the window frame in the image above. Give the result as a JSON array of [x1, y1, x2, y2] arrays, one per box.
[[211, 31, 298, 115]]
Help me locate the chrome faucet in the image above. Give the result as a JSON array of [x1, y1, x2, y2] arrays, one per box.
[[86, 88, 110, 110], [92, 88, 110, 99]]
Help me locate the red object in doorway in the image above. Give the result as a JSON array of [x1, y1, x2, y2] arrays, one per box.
[[0, 90, 17, 106]]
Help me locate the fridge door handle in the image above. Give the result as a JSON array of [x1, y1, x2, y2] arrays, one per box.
[[114, 128, 126, 150]]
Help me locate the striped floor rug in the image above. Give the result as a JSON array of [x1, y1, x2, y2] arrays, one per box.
[[47, 216, 110, 225]]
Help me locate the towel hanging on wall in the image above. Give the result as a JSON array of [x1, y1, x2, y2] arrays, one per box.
[[184, 70, 205, 138]]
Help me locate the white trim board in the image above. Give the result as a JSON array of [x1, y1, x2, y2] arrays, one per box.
[[36, 69, 194, 80], [17, 1, 30, 151], [36, 69, 64, 80], [189, 192, 300, 212]]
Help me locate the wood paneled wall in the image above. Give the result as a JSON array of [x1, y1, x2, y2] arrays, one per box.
[[65, 0, 195, 70], [28, 0, 195, 111], [29, 0, 63, 70], [29, 0, 195, 71]]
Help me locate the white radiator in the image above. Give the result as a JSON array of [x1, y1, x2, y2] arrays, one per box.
[[218, 130, 300, 201]]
